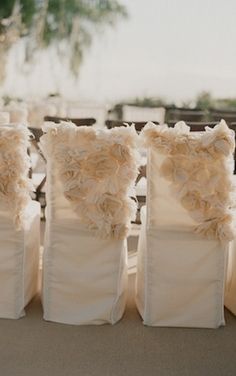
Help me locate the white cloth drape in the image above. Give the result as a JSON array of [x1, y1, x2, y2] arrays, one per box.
[[225, 240, 236, 315], [136, 147, 228, 328], [0, 201, 40, 319], [41, 128, 132, 325]]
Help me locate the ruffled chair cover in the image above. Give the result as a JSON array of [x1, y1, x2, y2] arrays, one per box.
[[136, 120, 235, 328], [40, 122, 140, 325], [0, 124, 40, 319]]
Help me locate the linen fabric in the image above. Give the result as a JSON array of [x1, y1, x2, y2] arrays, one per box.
[[225, 238, 236, 315], [136, 137, 229, 328], [41, 124, 137, 325], [0, 201, 40, 319], [136, 207, 227, 328]]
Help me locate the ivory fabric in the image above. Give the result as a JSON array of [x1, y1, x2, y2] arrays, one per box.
[[225, 238, 236, 315], [41, 123, 139, 325], [0, 124, 33, 230], [136, 207, 227, 328], [42, 218, 127, 325], [136, 123, 233, 328], [224, 175, 236, 316], [0, 124, 40, 318], [0, 201, 40, 319]]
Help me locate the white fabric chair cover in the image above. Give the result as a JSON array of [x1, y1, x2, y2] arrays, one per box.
[[40, 122, 140, 325], [123, 105, 166, 124], [225, 242, 236, 315], [225, 173, 236, 315], [136, 121, 235, 328], [0, 125, 40, 319]]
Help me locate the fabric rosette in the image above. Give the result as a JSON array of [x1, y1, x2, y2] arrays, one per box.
[[0, 124, 33, 229], [141, 120, 236, 243], [40, 122, 141, 239]]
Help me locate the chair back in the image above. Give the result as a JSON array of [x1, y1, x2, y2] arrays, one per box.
[[122, 105, 166, 124], [141, 121, 235, 242], [44, 116, 96, 126], [210, 110, 236, 123], [40, 122, 140, 239], [105, 120, 158, 132], [166, 108, 206, 122], [0, 124, 32, 228], [167, 121, 217, 131]]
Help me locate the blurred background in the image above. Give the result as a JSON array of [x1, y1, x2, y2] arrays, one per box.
[[1, 0, 236, 125]]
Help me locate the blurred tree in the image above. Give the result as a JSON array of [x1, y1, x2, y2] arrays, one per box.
[[131, 96, 167, 108], [0, 0, 127, 81], [109, 97, 167, 120], [214, 98, 236, 111], [195, 91, 213, 110]]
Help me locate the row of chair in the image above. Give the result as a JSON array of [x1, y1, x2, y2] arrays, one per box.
[[3, 102, 236, 128], [166, 107, 236, 123], [108, 104, 236, 124], [1, 119, 236, 327], [31, 117, 236, 223]]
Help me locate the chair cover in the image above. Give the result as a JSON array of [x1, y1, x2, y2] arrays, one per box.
[[136, 120, 235, 328], [123, 105, 166, 124], [225, 175, 236, 315], [40, 122, 140, 325], [0, 125, 40, 319]]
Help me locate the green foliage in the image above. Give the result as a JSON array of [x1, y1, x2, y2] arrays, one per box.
[[0, 0, 127, 78], [130, 96, 167, 108], [195, 91, 213, 110], [213, 98, 236, 111], [109, 97, 167, 120], [196, 91, 236, 111], [110, 93, 236, 120]]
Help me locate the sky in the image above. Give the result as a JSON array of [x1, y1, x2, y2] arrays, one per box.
[[3, 0, 236, 104]]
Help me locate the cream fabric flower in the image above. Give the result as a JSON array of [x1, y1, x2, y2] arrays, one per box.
[[202, 120, 235, 158], [142, 120, 236, 243], [40, 122, 141, 239], [0, 125, 32, 230], [84, 148, 119, 179]]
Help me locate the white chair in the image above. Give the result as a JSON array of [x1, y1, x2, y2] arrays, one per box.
[[136, 120, 235, 328], [0, 124, 40, 319], [123, 105, 166, 124], [40, 122, 140, 325], [67, 103, 107, 128]]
